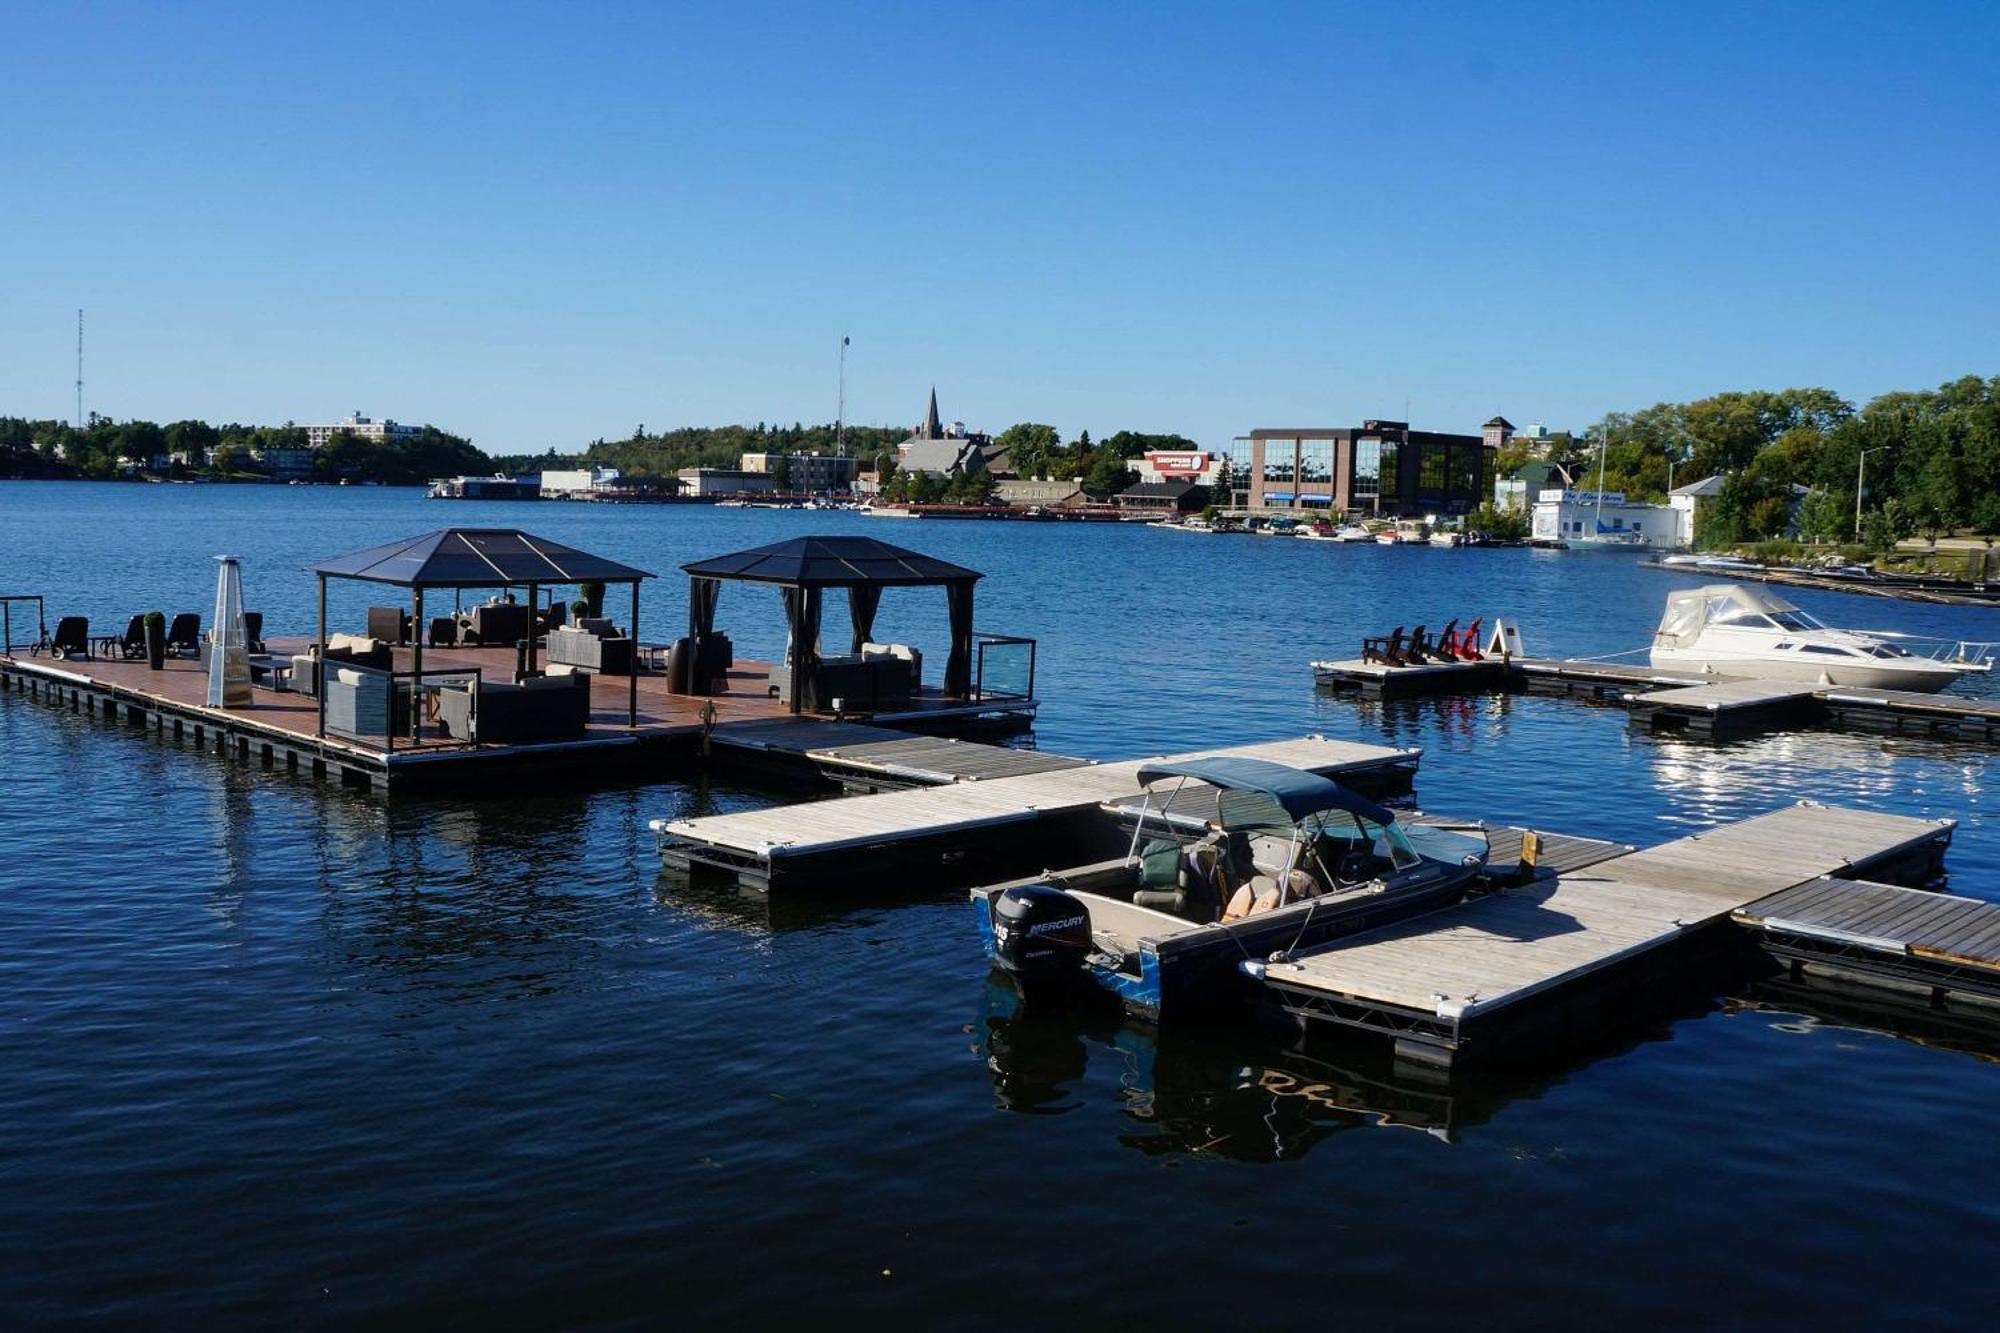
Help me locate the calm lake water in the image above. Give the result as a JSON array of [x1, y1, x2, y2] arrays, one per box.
[[2, 481, 1996, 1328]]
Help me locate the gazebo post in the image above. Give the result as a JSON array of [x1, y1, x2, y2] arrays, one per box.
[[629, 579, 639, 727], [526, 581, 539, 675], [411, 586, 424, 742], [315, 572, 328, 739]]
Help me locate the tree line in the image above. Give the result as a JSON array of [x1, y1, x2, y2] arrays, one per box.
[[0, 415, 485, 486], [1528, 374, 2000, 546]]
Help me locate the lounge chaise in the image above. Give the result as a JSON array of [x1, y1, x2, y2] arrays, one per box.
[[164, 613, 201, 658]]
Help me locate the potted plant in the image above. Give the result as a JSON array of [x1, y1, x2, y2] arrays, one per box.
[[570, 598, 591, 622], [580, 581, 605, 617], [142, 610, 166, 669]]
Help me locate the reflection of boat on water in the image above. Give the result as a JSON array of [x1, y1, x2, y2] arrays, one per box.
[[976, 978, 1497, 1148], [970, 757, 1488, 1022], [1649, 583, 1979, 691]]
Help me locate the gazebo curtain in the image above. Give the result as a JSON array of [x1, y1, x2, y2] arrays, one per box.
[[781, 586, 823, 712], [943, 579, 975, 698], [846, 585, 883, 655], [689, 576, 721, 641]]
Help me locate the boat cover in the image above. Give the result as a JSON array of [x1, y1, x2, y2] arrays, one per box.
[[1654, 582, 1802, 648], [1134, 756, 1396, 826]]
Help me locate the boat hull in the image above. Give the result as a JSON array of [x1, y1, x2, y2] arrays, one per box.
[[1649, 647, 1958, 693]]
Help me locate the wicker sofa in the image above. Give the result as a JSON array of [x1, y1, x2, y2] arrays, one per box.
[[321, 663, 409, 738], [545, 624, 635, 675], [435, 672, 591, 744]]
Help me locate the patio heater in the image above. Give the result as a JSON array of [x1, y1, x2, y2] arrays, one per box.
[[206, 554, 252, 708]]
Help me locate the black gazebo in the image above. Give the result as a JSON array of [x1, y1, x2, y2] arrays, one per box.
[[680, 536, 981, 714], [308, 528, 654, 736]]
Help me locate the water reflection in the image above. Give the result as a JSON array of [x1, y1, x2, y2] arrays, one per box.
[[1735, 977, 2000, 1064]]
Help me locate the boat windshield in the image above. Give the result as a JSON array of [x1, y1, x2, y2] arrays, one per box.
[[1304, 810, 1422, 870], [1768, 609, 1825, 631]]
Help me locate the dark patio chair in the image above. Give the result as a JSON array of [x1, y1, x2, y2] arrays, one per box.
[[429, 616, 459, 648], [1361, 627, 1404, 667], [366, 606, 410, 645], [164, 613, 201, 658], [243, 612, 265, 654], [49, 616, 91, 661], [1396, 625, 1429, 666], [110, 614, 147, 659]]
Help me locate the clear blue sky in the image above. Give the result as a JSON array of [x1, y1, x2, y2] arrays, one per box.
[[2, 1, 1995, 453]]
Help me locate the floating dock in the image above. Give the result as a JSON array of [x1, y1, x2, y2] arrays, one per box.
[[653, 734, 1422, 893], [1736, 876, 2000, 1009], [0, 639, 1038, 794], [1249, 803, 1958, 1070], [1313, 655, 2000, 745]]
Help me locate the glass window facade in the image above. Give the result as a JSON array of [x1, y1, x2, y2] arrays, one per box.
[[1262, 439, 1297, 484], [1419, 444, 1449, 492], [1299, 438, 1333, 485], [1378, 440, 1399, 500], [1353, 436, 1381, 500], [1224, 437, 1257, 503], [1449, 446, 1479, 496]]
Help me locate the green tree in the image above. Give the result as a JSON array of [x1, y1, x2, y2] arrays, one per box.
[[991, 423, 1061, 478], [1794, 487, 1847, 543], [770, 455, 794, 491]]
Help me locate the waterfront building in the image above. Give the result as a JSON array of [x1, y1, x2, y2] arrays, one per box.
[[304, 413, 424, 450], [1495, 460, 1572, 512], [251, 446, 315, 479], [1133, 449, 1225, 486], [994, 478, 1085, 507], [1670, 474, 1727, 540], [538, 467, 623, 497], [738, 452, 860, 491], [1225, 419, 1497, 516], [676, 467, 776, 498], [1114, 480, 1209, 514], [429, 474, 542, 500], [1530, 488, 1689, 548]]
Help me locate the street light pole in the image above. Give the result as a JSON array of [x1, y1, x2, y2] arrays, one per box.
[[1857, 446, 1885, 539], [836, 335, 849, 456]]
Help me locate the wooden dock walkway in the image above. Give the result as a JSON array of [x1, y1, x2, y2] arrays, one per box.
[[1735, 876, 2000, 1006], [1251, 803, 1956, 1069], [1313, 654, 2000, 746], [653, 734, 1422, 892]]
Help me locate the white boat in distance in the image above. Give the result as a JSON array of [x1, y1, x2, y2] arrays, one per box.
[[1333, 524, 1373, 543], [1649, 584, 1962, 692]]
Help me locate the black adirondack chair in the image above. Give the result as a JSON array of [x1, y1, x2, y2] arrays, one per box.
[[1361, 626, 1404, 666], [243, 612, 265, 654], [1398, 624, 1429, 666]]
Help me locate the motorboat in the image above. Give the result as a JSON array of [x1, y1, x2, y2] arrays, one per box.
[[970, 758, 1489, 1021], [1253, 517, 1300, 537], [1648, 583, 1963, 691], [1428, 529, 1466, 548], [1294, 524, 1341, 542], [1333, 524, 1373, 543], [1376, 518, 1430, 545]]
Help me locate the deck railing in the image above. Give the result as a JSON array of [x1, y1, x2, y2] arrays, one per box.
[[0, 595, 48, 655], [972, 631, 1036, 702]]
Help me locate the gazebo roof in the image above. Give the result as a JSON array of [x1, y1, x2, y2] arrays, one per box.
[[309, 528, 654, 588], [681, 536, 982, 588]]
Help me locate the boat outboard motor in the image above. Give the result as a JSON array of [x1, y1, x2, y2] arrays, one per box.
[[991, 884, 1092, 979]]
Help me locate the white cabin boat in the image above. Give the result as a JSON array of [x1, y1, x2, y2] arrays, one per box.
[[1649, 584, 1959, 692]]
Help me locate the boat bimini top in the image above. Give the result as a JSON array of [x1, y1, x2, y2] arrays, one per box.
[[1131, 756, 1396, 827], [1653, 582, 1830, 649]]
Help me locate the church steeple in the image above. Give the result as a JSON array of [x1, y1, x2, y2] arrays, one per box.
[[923, 386, 942, 439]]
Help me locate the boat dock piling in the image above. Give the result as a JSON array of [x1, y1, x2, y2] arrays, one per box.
[[652, 735, 1421, 894], [1312, 655, 2000, 745], [1249, 803, 1958, 1071]]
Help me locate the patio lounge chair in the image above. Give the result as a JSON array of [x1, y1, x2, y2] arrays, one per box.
[[1397, 625, 1429, 666], [461, 603, 529, 648], [429, 616, 459, 648], [243, 612, 265, 654], [1456, 617, 1484, 660], [99, 614, 146, 660], [164, 613, 201, 658], [1435, 619, 1458, 661], [48, 616, 91, 661], [1361, 627, 1404, 667]]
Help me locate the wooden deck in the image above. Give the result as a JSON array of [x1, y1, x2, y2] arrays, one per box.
[[1253, 803, 1957, 1067], [654, 734, 1422, 890], [1736, 875, 2000, 1004], [0, 636, 1038, 791]]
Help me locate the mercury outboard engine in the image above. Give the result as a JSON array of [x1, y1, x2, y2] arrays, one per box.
[[991, 883, 1092, 979]]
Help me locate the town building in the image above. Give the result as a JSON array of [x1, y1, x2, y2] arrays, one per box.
[[1133, 449, 1226, 486], [1531, 489, 1689, 548], [1114, 480, 1209, 515], [1495, 460, 1572, 512], [676, 468, 775, 498], [994, 478, 1086, 508], [1222, 419, 1498, 516], [304, 413, 424, 450], [895, 388, 997, 476], [538, 467, 623, 497], [739, 452, 860, 492], [251, 446, 316, 480], [1670, 475, 1727, 541], [430, 475, 542, 500]]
